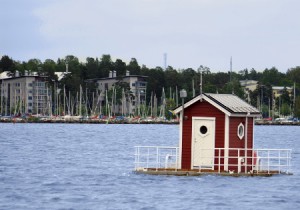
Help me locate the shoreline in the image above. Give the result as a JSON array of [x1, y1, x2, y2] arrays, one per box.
[[1, 118, 300, 125], [0, 118, 179, 125]]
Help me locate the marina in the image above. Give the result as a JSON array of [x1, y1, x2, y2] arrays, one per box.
[[1, 114, 300, 125]]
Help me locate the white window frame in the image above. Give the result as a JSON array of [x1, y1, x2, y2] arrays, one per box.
[[237, 122, 245, 140]]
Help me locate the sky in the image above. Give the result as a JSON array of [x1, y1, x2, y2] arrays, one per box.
[[1, 0, 300, 73]]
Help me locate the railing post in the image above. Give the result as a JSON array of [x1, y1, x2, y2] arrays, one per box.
[[175, 147, 178, 171], [287, 150, 290, 174], [137, 146, 140, 170], [147, 147, 150, 169], [134, 147, 137, 170], [238, 148, 240, 174], [278, 150, 281, 174], [218, 148, 221, 173], [251, 149, 254, 173], [156, 147, 159, 171], [267, 150, 270, 174]]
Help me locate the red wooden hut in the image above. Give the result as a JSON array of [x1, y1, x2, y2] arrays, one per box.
[[173, 93, 261, 173]]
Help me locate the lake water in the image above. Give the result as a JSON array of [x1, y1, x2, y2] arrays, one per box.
[[0, 123, 299, 210]]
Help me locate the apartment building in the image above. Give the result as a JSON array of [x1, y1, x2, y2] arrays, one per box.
[[272, 86, 293, 98], [0, 71, 50, 115], [89, 70, 147, 114]]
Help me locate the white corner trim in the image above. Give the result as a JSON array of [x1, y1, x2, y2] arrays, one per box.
[[178, 111, 183, 169], [224, 115, 229, 171]]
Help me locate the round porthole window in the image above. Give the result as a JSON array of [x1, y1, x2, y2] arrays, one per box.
[[200, 126, 208, 135], [237, 123, 245, 140]]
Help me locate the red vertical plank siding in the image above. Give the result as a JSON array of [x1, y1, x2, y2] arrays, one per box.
[[228, 117, 254, 172], [181, 100, 225, 169]]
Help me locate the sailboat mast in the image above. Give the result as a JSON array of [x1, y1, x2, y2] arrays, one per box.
[[79, 85, 82, 116], [294, 82, 296, 115], [192, 79, 195, 97], [68, 91, 71, 115], [64, 85, 66, 115]]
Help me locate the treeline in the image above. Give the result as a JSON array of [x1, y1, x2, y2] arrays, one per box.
[[1, 54, 300, 118]]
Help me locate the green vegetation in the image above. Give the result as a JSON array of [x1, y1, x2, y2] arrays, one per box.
[[1, 55, 299, 118]]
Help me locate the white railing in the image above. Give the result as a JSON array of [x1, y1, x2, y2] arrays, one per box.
[[134, 146, 292, 175], [134, 146, 179, 171], [253, 149, 292, 174]]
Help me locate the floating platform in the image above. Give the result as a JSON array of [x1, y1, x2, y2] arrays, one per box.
[[134, 146, 292, 177], [134, 168, 293, 177]]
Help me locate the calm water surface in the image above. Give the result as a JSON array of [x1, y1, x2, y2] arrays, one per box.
[[0, 123, 299, 210]]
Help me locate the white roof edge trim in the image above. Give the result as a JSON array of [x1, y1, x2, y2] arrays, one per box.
[[173, 94, 262, 117], [173, 95, 232, 116], [173, 95, 202, 114], [230, 114, 262, 117]]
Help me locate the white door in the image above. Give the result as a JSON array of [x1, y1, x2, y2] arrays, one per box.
[[192, 117, 215, 169]]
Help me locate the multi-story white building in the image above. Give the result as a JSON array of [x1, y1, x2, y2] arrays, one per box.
[[272, 86, 293, 98], [90, 70, 147, 115], [239, 80, 258, 103], [239, 80, 258, 92], [0, 71, 50, 116]]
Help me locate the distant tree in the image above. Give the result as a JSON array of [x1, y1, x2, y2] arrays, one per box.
[[127, 58, 141, 75], [180, 68, 197, 98], [222, 79, 244, 97], [43, 59, 57, 85], [3, 54, 299, 118], [248, 68, 262, 80], [60, 73, 81, 96], [255, 83, 273, 110], [294, 96, 300, 118], [164, 67, 180, 94], [287, 66, 300, 85], [64, 55, 80, 75], [261, 104, 269, 118], [280, 87, 291, 105], [213, 72, 229, 90], [84, 57, 98, 79], [0, 55, 15, 72], [280, 103, 291, 116], [144, 67, 165, 102], [165, 98, 176, 120], [114, 59, 127, 76], [13, 61, 26, 75], [238, 68, 249, 79], [26, 59, 42, 73], [99, 54, 113, 78], [261, 67, 287, 86], [56, 58, 67, 72]]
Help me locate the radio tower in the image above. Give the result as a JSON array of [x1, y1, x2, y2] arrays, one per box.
[[164, 53, 167, 70], [230, 56, 232, 83], [230, 56, 234, 94]]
